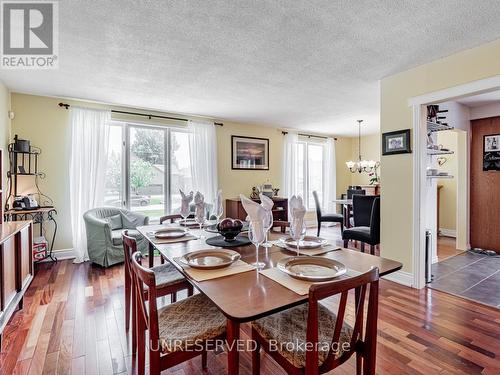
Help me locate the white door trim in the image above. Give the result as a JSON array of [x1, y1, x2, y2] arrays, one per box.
[[409, 74, 500, 289]]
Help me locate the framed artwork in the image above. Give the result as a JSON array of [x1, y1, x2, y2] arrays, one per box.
[[231, 136, 269, 170], [483, 134, 500, 171], [382, 129, 412, 155]]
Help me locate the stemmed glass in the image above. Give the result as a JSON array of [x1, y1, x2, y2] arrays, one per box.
[[261, 210, 274, 248], [289, 219, 307, 256], [248, 220, 266, 270], [195, 204, 206, 239], [180, 202, 191, 225], [213, 195, 224, 223]]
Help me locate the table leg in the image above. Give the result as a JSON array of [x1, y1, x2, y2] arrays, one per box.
[[148, 243, 154, 268], [226, 319, 240, 375]]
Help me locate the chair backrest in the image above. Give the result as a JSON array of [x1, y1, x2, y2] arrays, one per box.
[[312, 191, 322, 222], [347, 189, 366, 199], [159, 214, 183, 224], [370, 197, 380, 244], [122, 230, 137, 278], [352, 195, 377, 227], [306, 267, 380, 371], [130, 251, 160, 343]]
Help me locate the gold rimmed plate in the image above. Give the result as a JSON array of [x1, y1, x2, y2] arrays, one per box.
[[279, 236, 328, 250], [179, 249, 241, 270], [277, 256, 346, 281], [153, 227, 188, 239]]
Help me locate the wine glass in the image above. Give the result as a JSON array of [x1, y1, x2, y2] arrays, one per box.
[[213, 195, 224, 223], [195, 204, 206, 239], [289, 219, 306, 256], [180, 202, 190, 225], [248, 220, 266, 270], [261, 210, 274, 248]]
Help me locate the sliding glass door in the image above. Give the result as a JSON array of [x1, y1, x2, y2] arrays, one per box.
[[104, 122, 192, 223]]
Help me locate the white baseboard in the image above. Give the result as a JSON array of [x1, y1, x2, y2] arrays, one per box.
[[382, 270, 414, 288], [37, 248, 76, 262], [439, 228, 456, 238], [432, 255, 439, 264]]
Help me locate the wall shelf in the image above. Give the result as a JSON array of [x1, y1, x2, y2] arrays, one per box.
[[426, 149, 455, 156], [427, 121, 454, 133]]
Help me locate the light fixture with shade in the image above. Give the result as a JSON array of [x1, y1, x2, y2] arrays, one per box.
[[346, 120, 380, 174]]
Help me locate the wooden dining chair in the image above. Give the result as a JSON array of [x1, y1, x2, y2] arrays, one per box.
[[312, 191, 344, 236], [130, 251, 227, 375], [159, 214, 183, 224], [122, 231, 193, 342], [251, 267, 380, 375]]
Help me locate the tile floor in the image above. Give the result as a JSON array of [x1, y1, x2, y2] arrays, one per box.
[[429, 251, 500, 308]]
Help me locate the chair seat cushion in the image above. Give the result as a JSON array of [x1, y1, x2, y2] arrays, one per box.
[[342, 226, 372, 243], [111, 229, 141, 246], [320, 213, 343, 222], [158, 293, 226, 353], [252, 303, 353, 368], [151, 262, 186, 288]]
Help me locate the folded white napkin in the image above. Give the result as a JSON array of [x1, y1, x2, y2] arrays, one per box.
[[289, 195, 306, 237], [180, 189, 193, 215], [259, 193, 274, 211], [240, 194, 267, 242], [194, 191, 205, 219]]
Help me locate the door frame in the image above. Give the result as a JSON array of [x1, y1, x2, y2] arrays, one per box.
[[408, 75, 500, 289]]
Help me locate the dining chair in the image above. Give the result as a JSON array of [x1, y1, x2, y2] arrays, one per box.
[[251, 267, 380, 375], [347, 189, 366, 199], [122, 231, 193, 339], [272, 220, 290, 233], [342, 196, 380, 254], [159, 214, 183, 224], [130, 251, 227, 375], [312, 191, 344, 236]]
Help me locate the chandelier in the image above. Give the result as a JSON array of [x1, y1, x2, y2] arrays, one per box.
[[346, 120, 380, 173]]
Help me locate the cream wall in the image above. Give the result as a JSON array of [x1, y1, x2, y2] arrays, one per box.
[[11, 93, 355, 251], [381, 38, 500, 273], [437, 131, 457, 231], [0, 81, 11, 208], [350, 134, 381, 186]]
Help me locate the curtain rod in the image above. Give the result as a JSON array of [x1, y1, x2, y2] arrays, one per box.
[[58, 103, 223, 126], [281, 130, 337, 141]]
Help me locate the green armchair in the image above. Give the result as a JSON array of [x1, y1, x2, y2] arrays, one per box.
[[83, 207, 149, 267]]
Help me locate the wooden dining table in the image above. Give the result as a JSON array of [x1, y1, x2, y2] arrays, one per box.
[[332, 198, 353, 228], [137, 224, 402, 375]]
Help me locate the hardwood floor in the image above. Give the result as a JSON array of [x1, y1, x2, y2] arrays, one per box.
[[1, 226, 499, 374], [437, 236, 464, 262]]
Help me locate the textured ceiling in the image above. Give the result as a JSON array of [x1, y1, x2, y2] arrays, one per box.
[[456, 90, 500, 107], [2, 1, 500, 135]]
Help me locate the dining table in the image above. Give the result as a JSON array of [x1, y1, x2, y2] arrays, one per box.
[[332, 198, 353, 228], [137, 224, 402, 375]]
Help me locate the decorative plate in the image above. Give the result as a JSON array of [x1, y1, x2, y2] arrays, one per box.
[[153, 227, 188, 239], [179, 249, 241, 270], [279, 236, 328, 249], [277, 256, 346, 281]]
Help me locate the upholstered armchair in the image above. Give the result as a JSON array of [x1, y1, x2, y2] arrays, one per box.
[[83, 207, 149, 267]]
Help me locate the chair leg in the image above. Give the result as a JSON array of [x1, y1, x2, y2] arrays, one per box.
[[370, 245, 375, 255], [356, 352, 363, 375], [340, 220, 344, 235], [252, 337, 261, 375], [187, 284, 194, 297], [360, 242, 365, 253], [317, 221, 321, 237], [343, 239, 348, 248], [137, 313, 145, 375], [125, 273, 130, 332], [171, 292, 177, 303], [202, 349, 208, 369], [131, 283, 137, 353]]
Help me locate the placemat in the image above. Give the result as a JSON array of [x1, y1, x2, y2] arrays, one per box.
[[174, 258, 255, 282], [260, 267, 360, 295]]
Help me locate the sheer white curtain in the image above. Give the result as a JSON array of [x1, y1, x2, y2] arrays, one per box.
[[69, 107, 111, 263], [188, 120, 218, 203], [323, 137, 337, 213], [282, 131, 299, 197]]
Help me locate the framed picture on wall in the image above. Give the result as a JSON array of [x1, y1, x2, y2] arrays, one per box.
[[382, 129, 412, 155], [483, 134, 500, 171], [231, 136, 269, 170]]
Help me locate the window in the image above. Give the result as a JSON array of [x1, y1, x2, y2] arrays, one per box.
[[103, 122, 192, 223], [297, 139, 325, 210]]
